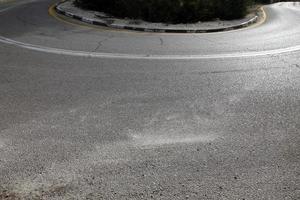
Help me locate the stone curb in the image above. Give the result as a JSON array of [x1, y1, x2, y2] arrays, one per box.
[[55, 1, 259, 33]]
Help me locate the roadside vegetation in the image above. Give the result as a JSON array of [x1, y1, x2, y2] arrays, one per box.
[[74, 0, 287, 23]]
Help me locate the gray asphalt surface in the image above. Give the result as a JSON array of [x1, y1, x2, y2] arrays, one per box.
[[0, 0, 299, 199]]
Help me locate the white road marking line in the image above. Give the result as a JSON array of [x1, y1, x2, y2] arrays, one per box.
[[0, 36, 300, 60]]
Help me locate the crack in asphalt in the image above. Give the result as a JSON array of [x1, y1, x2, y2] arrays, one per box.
[[195, 66, 293, 76], [159, 37, 164, 46], [269, 54, 300, 70], [93, 35, 114, 52], [293, 64, 300, 69]]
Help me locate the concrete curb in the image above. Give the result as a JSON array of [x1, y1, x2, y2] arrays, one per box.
[[55, 1, 260, 33]]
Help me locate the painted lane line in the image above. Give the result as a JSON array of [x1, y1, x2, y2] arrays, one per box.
[[0, 36, 300, 60]]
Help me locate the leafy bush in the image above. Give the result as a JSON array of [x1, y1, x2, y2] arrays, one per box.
[[75, 0, 253, 23]]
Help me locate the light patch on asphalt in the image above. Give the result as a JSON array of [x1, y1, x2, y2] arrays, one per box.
[[12, 180, 44, 197], [7, 142, 131, 199], [131, 132, 216, 147], [9, 175, 74, 199], [228, 94, 243, 104], [129, 113, 219, 147], [1, 36, 300, 60], [0, 139, 6, 149], [165, 113, 181, 121]]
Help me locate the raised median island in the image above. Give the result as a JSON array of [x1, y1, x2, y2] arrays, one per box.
[[55, 0, 266, 33], [74, 0, 252, 24]]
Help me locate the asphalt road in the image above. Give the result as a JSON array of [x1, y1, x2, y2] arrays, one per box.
[[0, 0, 299, 199]]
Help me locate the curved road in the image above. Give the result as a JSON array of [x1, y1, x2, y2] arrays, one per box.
[[0, 0, 299, 199]]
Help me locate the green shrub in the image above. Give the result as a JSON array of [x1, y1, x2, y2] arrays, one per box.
[[75, 0, 253, 23]]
